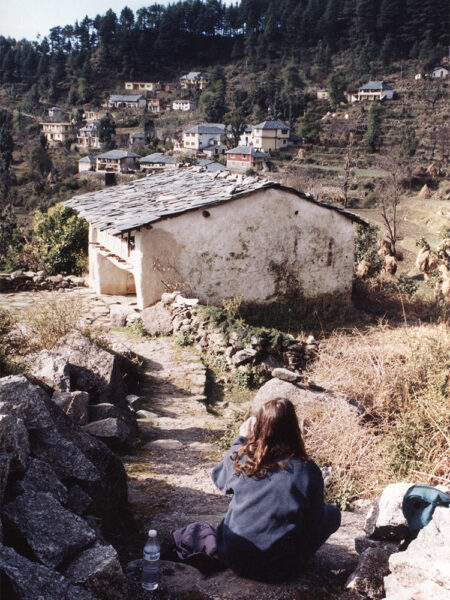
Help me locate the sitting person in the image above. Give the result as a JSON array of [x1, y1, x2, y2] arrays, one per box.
[[211, 397, 340, 581]]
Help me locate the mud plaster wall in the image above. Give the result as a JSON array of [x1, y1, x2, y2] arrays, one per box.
[[134, 188, 355, 308]]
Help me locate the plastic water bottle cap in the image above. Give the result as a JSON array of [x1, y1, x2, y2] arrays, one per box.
[[148, 529, 157, 537]]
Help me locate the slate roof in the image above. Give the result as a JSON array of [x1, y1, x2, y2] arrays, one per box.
[[181, 72, 208, 80], [253, 121, 290, 131], [79, 123, 98, 132], [96, 150, 141, 160], [140, 153, 177, 164], [196, 159, 226, 172], [79, 155, 96, 163], [359, 81, 393, 91], [226, 146, 267, 158], [65, 170, 365, 236], [185, 123, 225, 135], [108, 95, 145, 102]]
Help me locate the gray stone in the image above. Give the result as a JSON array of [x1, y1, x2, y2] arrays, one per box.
[[384, 507, 450, 596], [63, 542, 126, 600], [364, 482, 412, 540], [52, 391, 90, 425], [384, 580, 450, 600], [135, 409, 157, 419], [354, 537, 399, 555], [18, 458, 68, 505], [109, 304, 131, 327], [144, 438, 183, 450], [88, 403, 119, 421], [2, 491, 97, 568], [252, 378, 364, 416], [141, 302, 173, 336], [271, 368, 302, 382], [0, 544, 99, 600], [0, 455, 10, 506], [52, 330, 126, 404], [67, 485, 93, 515], [82, 418, 131, 447], [0, 375, 53, 429], [29, 350, 72, 391], [0, 413, 30, 474], [137, 421, 157, 439], [231, 348, 258, 366], [126, 394, 145, 411], [346, 546, 395, 598]]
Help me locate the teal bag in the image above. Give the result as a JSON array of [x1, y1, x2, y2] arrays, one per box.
[[402, 483, 450, 536]]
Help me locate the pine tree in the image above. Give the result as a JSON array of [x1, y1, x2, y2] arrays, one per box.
[[364, 103, 383, 153]]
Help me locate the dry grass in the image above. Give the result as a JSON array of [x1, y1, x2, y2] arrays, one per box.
[[303, 404, 389, 508], [21, 292, 85, 349], [307, 322, 450, 489]]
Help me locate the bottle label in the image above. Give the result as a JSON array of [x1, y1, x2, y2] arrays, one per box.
[[144, 550, 160, 561]]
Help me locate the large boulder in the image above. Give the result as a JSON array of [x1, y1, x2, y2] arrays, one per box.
[[141, 302, 173, 336], [52, 330, 126, 404], [0, 375, 54, 430], [384, 507, 450, 596], [2, 491, 97, 568], [384, 580, 450, 600], [63, 542, 127, 600], [252, 378, 364, 416], [51, 391, 90, 426], [0, 376, 128, 531], [28, 350, 71, 392], [82, 418, 133, 448], [0, 414, 30, 474], [88, 403, 119, 421], [364, 483, 411, 541], [0, 544, 99, 600], [16, 458, 68, 505]]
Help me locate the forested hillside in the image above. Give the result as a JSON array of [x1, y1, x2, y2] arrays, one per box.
[[0, 0, 448, 104]]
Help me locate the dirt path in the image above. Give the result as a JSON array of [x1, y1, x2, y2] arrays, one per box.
[[112, 333, 232, 549]]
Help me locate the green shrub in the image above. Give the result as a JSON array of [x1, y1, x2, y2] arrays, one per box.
[[32, 203, 88, 275], [0, 309, 15, 375], [176, 327, 195, 347]]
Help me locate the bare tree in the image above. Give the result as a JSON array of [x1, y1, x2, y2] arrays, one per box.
[[376, 158, 402, 257], [342, 131, 355, 208]]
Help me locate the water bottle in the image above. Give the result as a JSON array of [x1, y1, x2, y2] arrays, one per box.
[[142, 529, 160, 591]]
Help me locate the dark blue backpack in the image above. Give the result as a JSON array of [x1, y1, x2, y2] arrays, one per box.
[[402, 483, 450, 537]]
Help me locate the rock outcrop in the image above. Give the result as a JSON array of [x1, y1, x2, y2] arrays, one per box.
[[29, 330, 137, 447], [0, 374, 128, 600]]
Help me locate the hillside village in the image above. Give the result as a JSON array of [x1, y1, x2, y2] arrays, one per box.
[[0, 2, 449, 600]]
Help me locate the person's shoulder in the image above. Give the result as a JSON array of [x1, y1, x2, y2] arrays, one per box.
[[291, 457, 322, 476]]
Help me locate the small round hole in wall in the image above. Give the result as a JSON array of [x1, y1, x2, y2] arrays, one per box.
[[295, 210, 299, 215], [202, 210, 210, 218]]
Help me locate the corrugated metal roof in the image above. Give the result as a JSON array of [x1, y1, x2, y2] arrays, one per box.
[[64, 170, 366, 235]]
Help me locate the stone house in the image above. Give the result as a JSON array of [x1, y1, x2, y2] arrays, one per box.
[[124, 81, 161, 93], [106, 95, 147, 110], [180, 72, 209, 89], [182, 123, 227, 154], [173, 99, 195, 111], [78, 155, 96, 173], [317, 89, 329, 100], [139, 153, 179, 171], [431, 66, 449, 78], [148, 98, 163, 113], [129, 133, 146, 150], [65, 170, 364, 310], [40, 121, 74, 146], [77, 122, 100, 149], [83, 108, 106, 122], [48, 106, 65, 118], [246, 121, 291, 152], [357, 81, 394, 101], [95, 150, 140, 173], [226, 146, 268, 172]]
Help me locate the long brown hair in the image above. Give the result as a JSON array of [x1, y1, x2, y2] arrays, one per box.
[[231, 397, 308, 478]]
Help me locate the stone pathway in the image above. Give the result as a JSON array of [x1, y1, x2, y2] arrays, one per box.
[[1, 288, 366, 599]]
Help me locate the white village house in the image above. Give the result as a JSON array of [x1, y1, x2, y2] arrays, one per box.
[[65, 170, 364, 309], [181, 123, 228, 155], [173, 99, 195, 111], [357, 81, 394, 101]]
